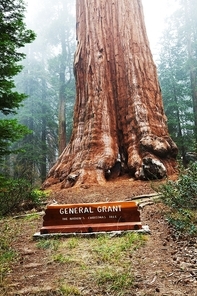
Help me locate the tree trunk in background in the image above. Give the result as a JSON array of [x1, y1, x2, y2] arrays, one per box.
[[43, 0, 177, 189], [58, 70, 66, 155], [41, 78, 47, 182], [184, 0, 197, 142], [58, 36, 67, 155]]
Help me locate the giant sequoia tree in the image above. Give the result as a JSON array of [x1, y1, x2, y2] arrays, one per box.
[[43, 0, 178, 189]]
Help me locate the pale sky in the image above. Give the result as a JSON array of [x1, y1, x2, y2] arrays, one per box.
[[25, 0, 176, 61], [142, 0, 176, 58]]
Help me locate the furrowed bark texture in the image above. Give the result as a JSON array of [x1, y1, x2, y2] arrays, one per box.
[[43, 0, 177, 189]]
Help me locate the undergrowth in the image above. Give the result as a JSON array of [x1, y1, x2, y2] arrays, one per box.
[[36, 233, 146, 295], [0, 221, 20, 285], [0, 175, 48, 216], [0, 225, 147, 295], [159, 162, 197, 236]]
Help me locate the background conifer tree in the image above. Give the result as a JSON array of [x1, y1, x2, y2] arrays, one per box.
[[0, 0, 35, 159]]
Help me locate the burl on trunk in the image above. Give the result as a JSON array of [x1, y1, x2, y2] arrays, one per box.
[[43, 0, 177, 189]]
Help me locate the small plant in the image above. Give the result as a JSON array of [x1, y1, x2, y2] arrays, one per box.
[[95, 267, 133, 294], [93, 235, 120, 262], [30, 189, 49, 205], [120, 232, 146, 251], [0, 249, 16, 283], [53, 254, 74, 264], [159, 162, 197, 236], [0, 223, 18, 283], [67, 237, 79, 249], [23, 213, 42, 221], [59, 284, 81, 295], [36, 239, 59, 251], [0, 176, 48, 216], [93, 233, 146, 263]]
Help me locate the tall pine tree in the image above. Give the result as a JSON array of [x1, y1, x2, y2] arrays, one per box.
[[158, 1, 197, 158], [12, 0, 76, 183], [0, 0, 35, 159]]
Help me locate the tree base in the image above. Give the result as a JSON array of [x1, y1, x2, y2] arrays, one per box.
[[43, 156, 177, 189]]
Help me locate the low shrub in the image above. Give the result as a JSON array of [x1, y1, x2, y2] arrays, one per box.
[[0, 175, 48, 216], [159, 163, 197, 236]]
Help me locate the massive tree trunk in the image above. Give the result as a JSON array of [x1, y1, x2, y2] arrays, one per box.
[[43, 0, 178, 189]]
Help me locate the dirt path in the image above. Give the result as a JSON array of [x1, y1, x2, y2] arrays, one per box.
[[1, 177, 197, 295], [132, 203, 197, 295]]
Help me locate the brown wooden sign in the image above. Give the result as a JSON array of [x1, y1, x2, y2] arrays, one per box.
[[40, 201, 142, 234]]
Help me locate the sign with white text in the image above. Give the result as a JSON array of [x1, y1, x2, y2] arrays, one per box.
[[40, 201, 142, 234]]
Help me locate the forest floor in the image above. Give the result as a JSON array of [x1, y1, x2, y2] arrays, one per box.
[[1, 175, 197, 295]]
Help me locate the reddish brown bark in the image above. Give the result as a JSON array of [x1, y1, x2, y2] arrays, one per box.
[[43, 0, 177, 189]]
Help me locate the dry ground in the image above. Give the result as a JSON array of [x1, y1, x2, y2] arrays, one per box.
[[1, 176, 197, 295]]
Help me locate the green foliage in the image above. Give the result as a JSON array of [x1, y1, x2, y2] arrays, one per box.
[[0, 0, 35, 159], [92, 233, 145, 263], [159, 163, 197, 235], [36, 239, 59, 251], [52, 254, 76, 265], [91, 234, 137, 294], [30, 188, 48, 204], [67, 237, 79, 249], [0, 0, 36, 112], [9, 0, 76, 183], [0, 118, 30, 158], [59, 284, 81, 296], [0, 221, 147, 294], [95, 267, 133, 294], [157, 0, 197, 156], [0, 175, 48, 216], [0, 223, 18, 282]]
